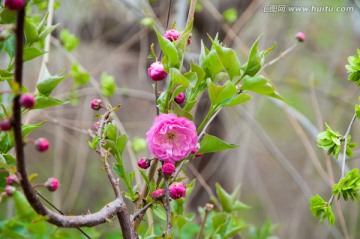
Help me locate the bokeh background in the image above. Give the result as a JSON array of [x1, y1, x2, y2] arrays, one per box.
[[2, 0, 360, 238]]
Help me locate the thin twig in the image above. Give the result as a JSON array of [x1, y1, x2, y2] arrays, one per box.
[[131, 203, 152, 222], [341, 114, 356, 178], [36, 191, 91, 239], [261, 43, 298, 72], [163, 171, 171, 235]]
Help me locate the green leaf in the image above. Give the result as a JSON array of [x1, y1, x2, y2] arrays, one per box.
[[198, 134, 238, 154], [38, 23, 60, 40], [240, 75, 285, 101], [172, 102, 194, 120], [207, 80, 237, 106], [116, 134, 128, 159], [200, 42, 224, 77], [70, 63, 90, 86], [100, 72, 117, 97], [33, 95, 67, 109], [36, 67, 67, 96], [170, 68, 190, 87], [0, 154, 7, 168], [104, 124, 118, 142], [175, 20, 193, 67], [154, 27, 180, 69], [355, 105, 360, 119], [221, 93, 251, 107], [332, 168, 360, 201], [309, 194, 335, 226], [139, 169, 150, 188], [242, 36, 276, 77], [4, 35, 15, 59], [22, 121, 45, 138], [23, 47, 46, 62], [87, 136, 100, 150], [60, 29, 79, 52], [0, 8, 17, 24], [113, 163, 127, 182], [13, 191, 37, 219], [213, 42, 241, 80], [223, 8, 238, 23], [24, 18, 38, 43], [152, 206, 167, 221]]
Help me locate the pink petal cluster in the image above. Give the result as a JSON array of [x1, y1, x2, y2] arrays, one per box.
[[0, 118, 11, 131], [164, 29, 180, 42], [5, 0, 25, 11], [5, 185, 16, 197], [162, 162, 175, 176], [169, 182, 186, 200], [6, 174, 18, 185], [146, 114, 198, 163], [35, 137, 49, 152], [20, 93, 36, 109], [45, 177, 60, 192], [137, 158, 150, 169], [91, 99, 103, 111], [296, 32, 306, 42], [174, 92, 185, 104], [152, 189, 165, 200], [148, 62, 168, 81]]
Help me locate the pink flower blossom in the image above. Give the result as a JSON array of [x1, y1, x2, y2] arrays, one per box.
[[164, 29, 180, 42], [35, 137, 49, 152], [174, 92, 185, 104], [169, 182, 186, 199], [5, 185, 16, 197], [296, 32, 306, 42], [152, 189, 165, 200], [20, 93, 36, 109], [6, 174, 18, 185], [162, 162, 175, 176], [91, 99, 103, 111], [137, 158, 150, 169], [45, 177, 60, 192], [5, 0, 25, 11], [146, 114, 198, 163], [148, 62, 168, 81]]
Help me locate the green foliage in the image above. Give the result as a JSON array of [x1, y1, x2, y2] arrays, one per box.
[[223, 8, 238, 24], [240, 75, 285, 101], [345, 49, 360, 85], [154, 28, 179, 70], [100, 72, 116, 97], [59, 29, 79, 52], [36, 67, 67, 96], [317, 123, 357, 159], [69, 63, 90, 86], [248, 219, 279, 239], [214, 183, 250, 213], [309, 194, 335, 226], [332, 168, 360, 201], [198, 134, 238, 154]]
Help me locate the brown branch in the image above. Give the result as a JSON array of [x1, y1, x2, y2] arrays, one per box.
[[12, 7, 135, 237]]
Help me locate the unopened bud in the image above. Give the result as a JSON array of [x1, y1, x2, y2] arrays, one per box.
[[0, 118, 12, 131], [5, 185, 16, 197], [295, 32, 306, 42], [137, 158, 151, 169], [20, 93, 36, 109], [45, 177, 60, 192], [6, 174, 18, 185], [90, 99, 103, 111], [148, 62, 168, 81], [174, 92, 185, 104], [152, 189, 165, 200], [5, 0, 25, 11], [35, 137, 50, 152], [162, 162, 175, 176]]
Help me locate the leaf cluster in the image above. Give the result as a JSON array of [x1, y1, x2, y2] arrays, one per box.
[[309, 194, 335, 226], [346, 49, 360, 85], [332, 168, 360, 201]]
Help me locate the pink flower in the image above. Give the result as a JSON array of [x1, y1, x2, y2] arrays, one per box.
[[148, 62, 168, 81], [45, 177, 60, 192], [6, 174, 18, 185], [5, 0, 25, 11], [164, 29, 180, 42], [5, 185, 16, 197], [35, 137, 49, 152], [137, 158, 150, 169], [91, 99, 103, 111], [162, 162, 175, 176], [20, 93, 36, 109], [169, 182, 186, 200], [152, 189, 165, 200], [296, 32, 306, 42], [146, 114, 198, 163], [0, 118, 11, 131], [174, 92, 185, 104]]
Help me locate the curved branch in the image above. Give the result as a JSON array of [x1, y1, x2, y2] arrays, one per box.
[[12, 7, 134, 237]]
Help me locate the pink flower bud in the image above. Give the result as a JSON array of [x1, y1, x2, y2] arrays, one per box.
[[93, 121, 100, 130], [162, 162, 175, 176], [45, 177, 60, 192], [169, 182, 186, 200], [20, 93, 36, 109], [164, 29, 180, 42], [0, 118, 12, 131], [35, 137, 50, 152], [174, 92, 185, 104], [296, 32, 306, 42], [137, 158, 150, 169], [5, 0, 25, 11], [6, 174, 18, 185], [5, 185, 16, 197], [152, 189, 165, 200], [148, 62, 168, 81], [91, 99, 103, 111]]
